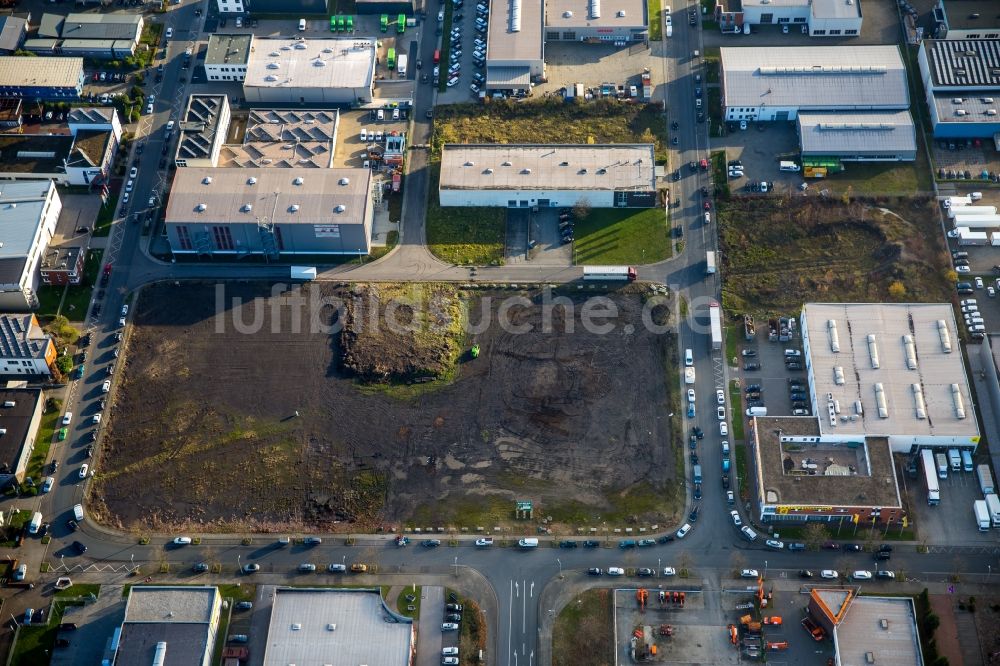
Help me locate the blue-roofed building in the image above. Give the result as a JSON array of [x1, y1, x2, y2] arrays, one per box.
[[917, 38, 1000, 139], [0, 56, 83, 100]]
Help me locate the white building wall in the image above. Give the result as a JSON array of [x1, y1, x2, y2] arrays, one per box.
[[439, 189, 616, 208], [205, 62, 247, 82], [808, 14, 863, 36], [741, 4, 810, 24], [725, 104, 799, 122], [215, 0, 245, 13]]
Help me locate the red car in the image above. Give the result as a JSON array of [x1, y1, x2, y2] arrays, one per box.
[[703, 201, 711, 210]]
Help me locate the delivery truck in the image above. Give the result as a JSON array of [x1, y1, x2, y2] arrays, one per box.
[[974, 500, 990, 531], [290, 266, 317, 280], [709, 301, 723, 351], [950, 215, 1000, 229], [947, 205, 997, 219], [684, 366, 696, 384], [978, 464, 995, 495], [987, 493, 1000, 527], [706, 251, 717, 274], [921, 449, 940, 505], [943, 195, 972, 209], [583, 266, 638, 281], [958, 229, 990, 245], [397, 53, 408, 76]]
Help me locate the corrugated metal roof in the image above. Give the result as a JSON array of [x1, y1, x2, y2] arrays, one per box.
[[0, 56, 82, 88], [797, 111, 916, 154], [60, 12, 141, 40], [440, 144, 656, 191], [488, 0, 543, 62], [923, 39, 1000, 88], [485, 65, 531, 87], [721, 46, 909, 110]]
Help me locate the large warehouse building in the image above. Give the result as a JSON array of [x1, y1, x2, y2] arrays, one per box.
[[486, 0, 545, 94], [439, 143, 658, 208], [917, 38, 1000, 139], [544, 0, 648, 42], [797, 110, 917, 162], [164, 168, 374, 257], [0, 56, 83, 100], [242, 38, 376, 105]]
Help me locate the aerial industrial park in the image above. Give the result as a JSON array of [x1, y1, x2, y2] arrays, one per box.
[[0, 0, 998, 663]]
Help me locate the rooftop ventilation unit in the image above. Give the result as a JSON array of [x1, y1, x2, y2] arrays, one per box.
[[269, 51, 280, 57], [912, 384, 927, 420], [521, 168, 531, 174], [867, 334, 880, 369], [617, 9, 626, 16], [335, 204, 346, 212], [290, 204, 299, 212], [247, 177, 257, 185], [511, 0, 522, 32], [196, 203, 207, 212], [267, 63, 280, 69], [202, 176, 212, 184], [465, 161, 475, 166], [294, 177, 304, 185], [563, 10, 572, 17], [833, 366, 846, 385], [484, 168, 494, 174], [589, 0, 600, 18], [952, 98, 963, 104], [874, 383, 888, 419], [937, 320, 952, 353], [984, 98, 995, 103], [313, 60, 326, 67], [339, 178, 350, 185], [951, 384, 966, 418], [988, 110, 998, 116], [264, 75, 278, 82], [294, 42, 308, 49], [828, 319, 840, 352], [902, 334, 917, 370], [502, 161, 512, 166], [243, 204, 252, 212], [956, 109, 968, 116], [854, 400, 863, 416]]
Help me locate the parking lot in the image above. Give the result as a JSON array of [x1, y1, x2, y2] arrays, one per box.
[[435, 0, 490, 104], [733, 327, 809, 421], [710, 123, 804, 196], [333, 109, 410, 169], [534, 42, 661, 101]]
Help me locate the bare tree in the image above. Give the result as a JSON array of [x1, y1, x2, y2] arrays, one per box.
[[572, 199, 592, 222], [803, 523, 829, 551]]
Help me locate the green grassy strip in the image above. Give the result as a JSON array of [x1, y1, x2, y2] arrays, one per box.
[[573, 208, 670, 266], [648, 0, 663, 40]]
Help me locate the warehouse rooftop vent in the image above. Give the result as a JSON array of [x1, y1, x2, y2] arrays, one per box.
[[335, 204, 346, 212], [202, 176, 212, 184], [313, 60, 327, 67], [340, 177, 350, 185], [521, 168, 531, 174], [563, 10, 572, 17], [484, 168, 494, 174], [247, 177, 257, 185], [465, 161, 475, 166], [617, 10, 626, 16], [502, 161, 512, 166], [294, 177, 304, 185], [289, 204, 299, 212], [196, 203, 207, 212], [267, 62, 280, 69]]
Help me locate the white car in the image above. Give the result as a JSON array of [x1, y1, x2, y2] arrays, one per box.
[[443, 658, 460, 666], [730, 510, 742, 527], [443, 647, 459, 656], [687, 389, 696, 403], [145, 103, 153, 114], [961, 298, 979, 306], [173, 537, 193, 545], [607, 567, 625, 576], [717, 406, 726, 420], [820, 570, 839, 579], [125, 179, 134, 192], [62, 412, 73, 425], [42, 477, 54, 493], [102, 380, 111, 393], [716, 389, 725, 405], [474, 537, 493, 547], [129, 167, 138, 179], [976, 277, 985, 289], [661, 567, 676, 576], [765, 539, 784, 550], [956, 265, 971, 273], [726, 490, 735, 504], [740, 569, 759, 578], [165, 27, 173, 38], [121, 304, 129, 316], [989, 287, 996, 298], [447, 76, 460, 87], [79, 464, 89, 478], [675, 523, 691, 539], [119, 317, 126, 327], [442, 623, 460, 631], [360, 128, 368, 141], [92, 414, 102, 424], [719, 422, 728, 436], [852, 570, 873, 580], [739, 120, 748, 130], [961, 305, 979, 314], [759, 181, 770, 193], [722, 441, 730, 455]]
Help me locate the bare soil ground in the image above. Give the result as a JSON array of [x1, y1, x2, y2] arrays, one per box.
[[91, 283, 677, 533], [718, 196, 953, 316]]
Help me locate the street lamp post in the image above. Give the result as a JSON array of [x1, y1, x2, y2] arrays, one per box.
[[454, 556, 458, 578], [556, 558, 563, 579], [764, 560, 768, 579]]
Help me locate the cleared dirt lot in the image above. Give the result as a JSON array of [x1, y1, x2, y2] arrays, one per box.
[[92, 283, 678, 532]]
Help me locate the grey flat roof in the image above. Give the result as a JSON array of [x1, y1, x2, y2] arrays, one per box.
[[219, 108, 337, 168], [797, 111, 916, 154], [0, 315, 51, 362], [263, 588, 413, 666], [60, 13, 141, 40], [932, 92, 1000, 124], [835, 597, 923, 666], [440, 143, 656, 191], [0, 55, 82, 88], [485, 65, 531, 87], [939, 0, 1000, 31], [545, 0, 647, 29], [923, 39, 1000, 88], [116, 623, 213, 666], [206, 33, 253, 66], [245, 38, 375, 91], [0, 17, 26, 52], [720, 46, 908, 110], [802, 303, 978, 439], [67, 106, 116, 125], [165, 167, 371, 226], [0, 180, 54, 259], [0, 134, 71, 173], [177, 95, 228, 162], [488, 0, 544, 62], [752, 416, 902, 509], [38, 13, 63, 39], [811, 0, 862, 19], [124, 586, 218, 623], [0, 389, 41, 466]]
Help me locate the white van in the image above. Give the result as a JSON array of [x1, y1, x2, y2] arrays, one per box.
[[970, 191, 983, 201], [740, 525, 758, 542], [684, 348, 693, 367], [28, 511, 42, 534], [961, 450, 973, 472], [947, 448, 961, 471], [517, 538, 539, 548], [298, 18, 307, 31], [73, 504, 85, 522], [779, 161, 801, 172], [746, 406, 767, 417]]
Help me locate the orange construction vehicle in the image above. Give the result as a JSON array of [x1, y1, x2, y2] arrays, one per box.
[[658, 624, 674, 637], [679, 591, 686, 606], [767, 641, 789, 651], [636, 588, 648, 612], [740, 615, 763, 633], [802, 617, 825, 641], [727, 624, 739, 646], [762, 616, 783, 626]]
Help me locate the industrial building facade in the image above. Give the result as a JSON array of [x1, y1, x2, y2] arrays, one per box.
[[164, 168, 374, 257], [242, 38, 376, 105], [797, 111, 917, 161], [917, 38, 1000, 139], [439, 144, 658, 208], [714, 0, 863, 36], [0, 56, 84, 100], [0, 180, 62, 310]]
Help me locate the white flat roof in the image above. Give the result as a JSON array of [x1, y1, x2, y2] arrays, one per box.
[[244, 38, 375, 91], [440, 143, 656, 191], [263, 588, 412, 666], [802, 303, 978, 439], [811, 0, 862, 19], [545, 0, 647, 28], [488, 0, 543, 62], [835, 597, 922, 666], [124, 586, 218, 624], [0, 56, 81, 88]]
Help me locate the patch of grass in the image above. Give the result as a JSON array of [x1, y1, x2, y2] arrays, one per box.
[[602, 481, 678, 524], [34, 287, 64, 320], [55, 583, 100, 598], [707, 88, 723, 136], [59, 250, 102, 319], [820, 150, 932, 196], [729, 405, 744, 441], [574, 208, 670, 265], [369, 230, 400, 261], [217, 584, 255, 604], [710, 150, 730, 199], [553, 589, 613, 666], [702, 18, 719, 30], [93, 194, 119, 237], [734, 444, 748, 501], [26, 407, 60, 480], [410, 495, 512, 528], [9, 600, 81, 666], [457, 596, 487, 664], [718, 196, 952, 315], [210, 605, 232, 666], [396, 585, 421, 619], [724, 323, 738, 362], [425, 162, 506, 265], [648, 0, 662, 40]]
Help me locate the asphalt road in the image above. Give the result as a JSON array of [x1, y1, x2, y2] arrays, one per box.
[[23, 4, 1000, 666]]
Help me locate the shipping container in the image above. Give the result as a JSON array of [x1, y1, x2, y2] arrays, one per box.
[[290, 266, 317, 280], [992, 233, 1000, 247], [978, 464, 995, 495], [958, 229, 990, 245], [948, 205, 997, 219], [922, 449, 940, 505], [935, 452, 948, 479], [582, 266, 638, 281], [950, 215, 1000, 229]]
